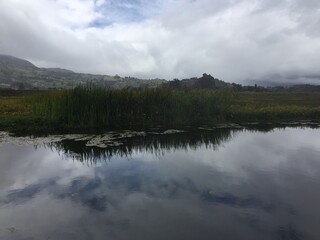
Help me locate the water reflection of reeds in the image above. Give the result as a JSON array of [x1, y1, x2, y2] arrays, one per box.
[[44, 129, 239, 164]]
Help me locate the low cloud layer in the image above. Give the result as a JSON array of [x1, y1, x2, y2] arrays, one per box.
[[1, 0, 320, 83]]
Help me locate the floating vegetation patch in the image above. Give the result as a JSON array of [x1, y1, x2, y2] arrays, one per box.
[[0, 129, 189, 148], [1, 120, 319, 148]]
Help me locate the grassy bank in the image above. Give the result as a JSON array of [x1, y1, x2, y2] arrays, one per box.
[[230, 92, 320, 122], [1, 88, 320, 133]]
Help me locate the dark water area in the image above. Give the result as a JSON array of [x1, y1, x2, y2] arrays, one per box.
[[0, 128, 320, 240]]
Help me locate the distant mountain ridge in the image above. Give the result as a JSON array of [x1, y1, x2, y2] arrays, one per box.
[[1, 54, 320, 92], [0, 54, 166, 90]]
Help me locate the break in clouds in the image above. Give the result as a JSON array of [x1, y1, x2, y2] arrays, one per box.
[[0, 0, 320, 84]]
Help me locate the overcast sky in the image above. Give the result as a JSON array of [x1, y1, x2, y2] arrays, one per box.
[[0, 0, 320, 83]]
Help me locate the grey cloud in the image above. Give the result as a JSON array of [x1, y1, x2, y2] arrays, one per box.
[[0, 0, 320, 83]]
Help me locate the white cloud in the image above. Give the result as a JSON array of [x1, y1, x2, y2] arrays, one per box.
[[0, 0, 320, 83]]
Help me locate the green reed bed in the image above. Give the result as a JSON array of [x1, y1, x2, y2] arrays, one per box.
[[1, 88, 320, 133], [29, 87, 234, 130]]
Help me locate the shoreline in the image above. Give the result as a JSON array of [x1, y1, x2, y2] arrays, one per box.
[[1, 118, 319, 135]]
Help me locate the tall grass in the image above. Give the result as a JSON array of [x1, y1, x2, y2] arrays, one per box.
[[29, 87, 234, 129], [228, 92, 320, 122], [2, 89, 320, 133]]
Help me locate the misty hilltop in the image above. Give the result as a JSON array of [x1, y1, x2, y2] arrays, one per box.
[[1, 54, 320, 92], [0, 55, 166, 90], [0, 54, 232, 91]]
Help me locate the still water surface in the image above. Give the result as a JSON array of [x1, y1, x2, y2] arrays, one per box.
[[0, 128, 320, 240]]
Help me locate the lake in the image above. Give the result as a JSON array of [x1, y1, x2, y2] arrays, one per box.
[[0, 127, 320, 240]]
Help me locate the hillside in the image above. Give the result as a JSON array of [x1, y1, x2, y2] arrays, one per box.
[[1, 55, 320, 92], [165, 73, 230, 89], [0, 55, 36, 69], [0, 55, 166, 90]]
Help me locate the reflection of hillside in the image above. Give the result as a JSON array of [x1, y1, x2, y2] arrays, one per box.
[[45, 129, 239, 163]]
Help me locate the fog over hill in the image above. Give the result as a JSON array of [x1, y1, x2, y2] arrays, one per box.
[[0, 55, 165, 90], [0, 55, 36, 69], [1, 54, 320, 92]]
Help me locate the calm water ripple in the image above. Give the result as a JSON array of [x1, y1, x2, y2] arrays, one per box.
[[0, 128, 319, 240]]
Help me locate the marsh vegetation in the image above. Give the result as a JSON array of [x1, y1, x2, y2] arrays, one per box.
[[1, 88, 320, 132]]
